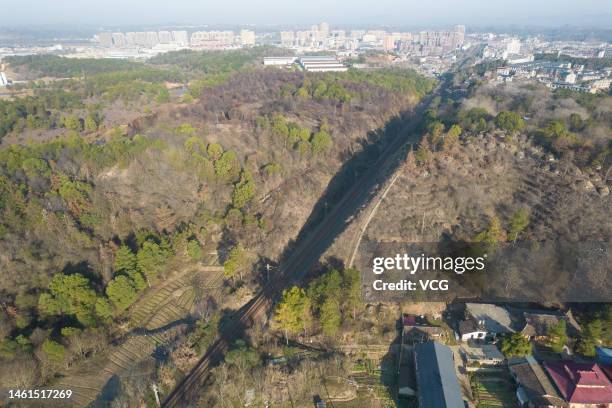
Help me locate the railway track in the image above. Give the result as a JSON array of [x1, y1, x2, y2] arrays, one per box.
[[161, 73, 457, 408]]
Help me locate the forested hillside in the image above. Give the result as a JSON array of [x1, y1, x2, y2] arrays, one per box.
[[0, 53, 435, 398]]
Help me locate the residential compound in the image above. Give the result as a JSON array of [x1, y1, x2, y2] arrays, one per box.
[[396, 303, 612, 408], [97, 30, 190, 48], [94, 29, 256, 51], [477, 34, 611, 93], [279, 23, 465, 55]]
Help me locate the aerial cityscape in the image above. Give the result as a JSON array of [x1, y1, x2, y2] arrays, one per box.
[[0, 1, 611, 407]]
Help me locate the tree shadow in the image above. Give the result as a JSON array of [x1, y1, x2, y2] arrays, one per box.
[[162, 79, 447, 406], [62, 261, 104, 289], [379, 316, 417, 408]]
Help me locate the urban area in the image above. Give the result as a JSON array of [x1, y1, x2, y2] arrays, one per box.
[[1, 23, 611, 93]]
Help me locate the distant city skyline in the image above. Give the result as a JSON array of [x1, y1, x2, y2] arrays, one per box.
[[2, 0, 611, 28]]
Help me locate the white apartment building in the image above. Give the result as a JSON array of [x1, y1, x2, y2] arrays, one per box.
[[111, 33, 127, 47], [158, 31, 172, 44], [506, 38, 521, 55], [97, 33, 113, 47], [190, 31, 235, 48], [280, 31, 295, 46], [240, 30, 255, 46], [172, 31, 189, 47]]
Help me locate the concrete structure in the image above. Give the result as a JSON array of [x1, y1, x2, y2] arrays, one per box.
[[414, 341, 464, 408], [97, 32, 113, 48], [111, 32, 127, 47], [383, 35, 398, 51], [508, 356, 567, 408], [280, 31, 295, 47], [240, 29, 255, 46], [263, 56, 297, 67], [190, 31, 235, 48], [0, 72, 9, 87], [172, 31, 189, 46], [458, 318, 487, 341], [298, 56, 347, 72], [158, 31, 172, 44], [506, 38, 522, 55], [460, 343, 504, 366]]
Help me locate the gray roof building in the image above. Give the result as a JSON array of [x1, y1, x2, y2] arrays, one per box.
[[508, 356, 567, 408], [414, 341, 464, 408]]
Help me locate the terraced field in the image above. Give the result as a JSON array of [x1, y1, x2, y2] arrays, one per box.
[[53, 265, 224, 407]]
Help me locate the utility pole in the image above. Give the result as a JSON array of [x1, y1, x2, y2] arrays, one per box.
[[265, 263, 273, 282], [151, 383, 161, 408]]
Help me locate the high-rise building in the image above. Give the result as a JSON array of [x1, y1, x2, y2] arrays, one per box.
[[506, 38, 521, 55], [318, 22, 330, 37], [97, 32, 113, 47], [145, 32, 160, 47], [296, 31, 312, 46], [350, 30, 365, 40], [280, 31, 295, 46], [190, 31, 235, 48], [240, 29, 255, 46], [111, 32, 127, 47], [172, 31, 189, 46], [454, 25, 466, 46], [125, 32, 138, 46], [383, 34, 398, 51], [133, 32, 149, 46], [158, 31, 172, 44]]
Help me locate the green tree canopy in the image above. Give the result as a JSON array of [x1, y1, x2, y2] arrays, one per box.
[[137, 241, 171, 284], [223, 244, 249, 281], [310, 131, 332, 155], [546, 320, 568, 353], [273, 286, 312, 343], [319, 298, 341, 336], [500, 333, 532, 357], [231, 170, 256, 209], [207, 142, 224, 161], [474, 216, 506, 247], [42, 339, 67, 363], [508, 208, 530, 242], [114, 245, 137, 274], [495, 111, 525, 133], [576, 318, 603, 356], [106, 275, 139, 312], [38, 273, 104, 326], [186, 238, 202, 260], [224, 339, 260, 374]]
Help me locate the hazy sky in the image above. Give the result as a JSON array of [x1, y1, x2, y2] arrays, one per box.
[[4, 0, 612, 28]]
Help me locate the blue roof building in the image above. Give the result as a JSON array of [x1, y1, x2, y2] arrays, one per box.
[[414, 341, 464, 408], [597, 347, 612, 365]]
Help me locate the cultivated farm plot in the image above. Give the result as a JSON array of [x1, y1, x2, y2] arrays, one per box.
[[56, 334, 160, 407], [55, 266, 224, 407], [475, 376, 517, 408], [130, 267, 223, 329]]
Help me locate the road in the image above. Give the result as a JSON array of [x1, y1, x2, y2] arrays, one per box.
[[161, 69, 458, 407]]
